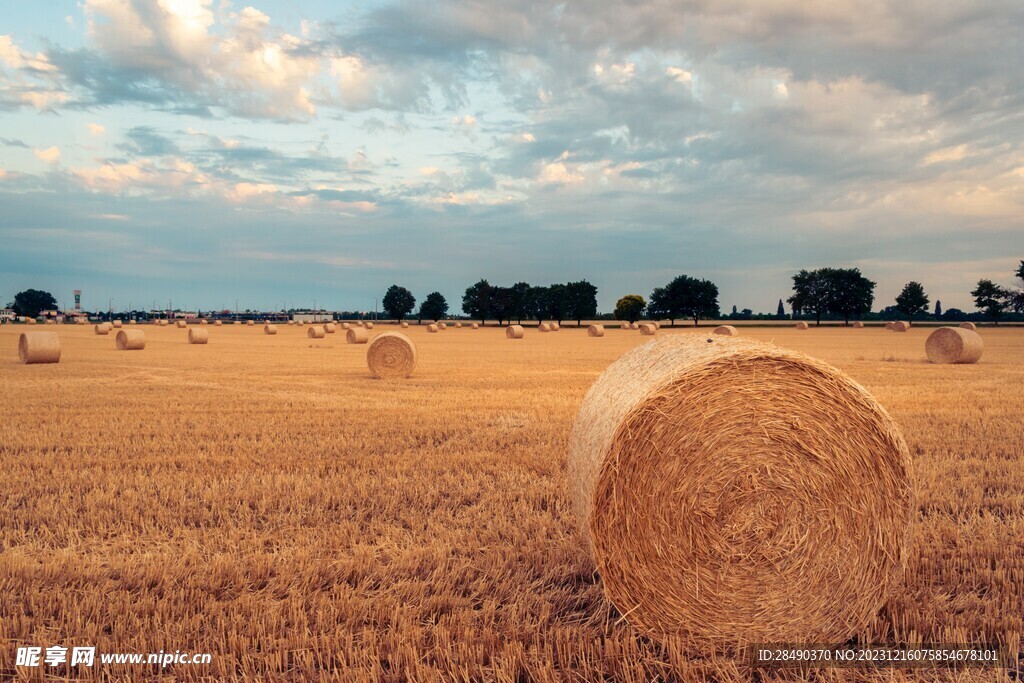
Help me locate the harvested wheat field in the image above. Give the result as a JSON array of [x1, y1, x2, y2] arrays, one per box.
[[2, 323, 1023, 681]]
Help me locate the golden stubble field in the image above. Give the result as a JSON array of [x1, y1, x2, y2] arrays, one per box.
[[1, 322, 1023, 682]]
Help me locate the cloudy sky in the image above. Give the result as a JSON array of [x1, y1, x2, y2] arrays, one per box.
[[1, 0, 1022, 314]]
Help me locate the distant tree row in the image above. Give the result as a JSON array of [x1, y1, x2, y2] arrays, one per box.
[[462, 280, 598, 325]]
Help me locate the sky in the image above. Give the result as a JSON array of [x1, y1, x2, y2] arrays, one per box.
[[1, 0, 1022, 314]]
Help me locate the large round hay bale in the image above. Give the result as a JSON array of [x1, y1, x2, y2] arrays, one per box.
[[188, 328, 209, 345], [471, 323, 479, 329], [347, 328, 369, 344], [264, 324, 277, 335], [567, 334, 912, 652], [892, 321, 910, 332], [506, 325, 524, 339], [115, 329, 146, 351], [427, 324, 438, 333], [795, 321, 809, 330], [367, 332, 417, 379], [19, 332, 61, 364], [713, 325, 738, 336], [112, 320, 123, 329], [539, 323, 551, 332], [324, 323, 337, 334], [852, 321, 864, 328], [401, 322, 409, 328], [550, 322, 560, 331], [639, 323, 656, 335], [308, 326, 325, 339], [588, 324, 605, 337], [94, 323, 111, 335], [960, 322, 977, 331], [926, 327, 983, 364], [176, 320, 186, 329], [438, 322, 447, 330]]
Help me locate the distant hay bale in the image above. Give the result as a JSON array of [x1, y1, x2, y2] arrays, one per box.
[[215, 320, 222, 327], [438, 322, 447, 330], [95, 323, 111, 335], [264, 324, 277, 335], [188, 328, 209, 345], [367, 332, 417, 379], [550, 322, 560, 331], [112, 320, 123, 328], [926, 327, 983, 365], [455, 322, 463, 328], [567, 334, 912, 652], [247, 320, 255, 326], [714, 325, 738, 336], [960, 322, 977, 331], [795, 321, 809, 330], [885, 322, 895, 330], [365, 322, 374, 329], [892, 321, 910, 332], [176, 320, 186, 329], [630, 322, 639, 330], [26, 318, 37, 325], [45, 319, 55, 325], [115, 329, 146, 351], [471, 323, 479, 329], [128, 320, 137, 325], [506, 325, 524, 339], [324, 323, 337, 334], [19, 332, 61, 364], [652, 322, 660, 329], [347, 328, 369, 344], [852, 321, 864, 328], [588, 324, 605, 337], [539, 323, 551, 332], [639, 323, 656, 335], [308, 326, 325, 339], [200, 319, 208, 325], [427, 324, 439, 333], [401, 322, 409, 328], [342, 322, 351, 330], [358, 321, 364, 327]]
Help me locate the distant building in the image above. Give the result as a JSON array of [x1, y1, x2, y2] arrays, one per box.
[[0, 308, 15, 322], [292, 313, 334, 323]]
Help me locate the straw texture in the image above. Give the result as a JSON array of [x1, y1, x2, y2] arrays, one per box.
[[264, 324, 277, 335], [188, 328, 209, 345], [367, 332, 417, 379], [347, 328, 369, 344], [308, 326, 325, 339], [588, 324, 605, 337], [926, 327, 983, 364], [638, 323, 656, 335], [567, 334, 912, 653], [115, 330, 146, 351], [713, 325, 738, 336], [960, 322, 977, 331], [506, 325, 524, 339], [795, 321, 809, 330], [19, 332, 61, 364]]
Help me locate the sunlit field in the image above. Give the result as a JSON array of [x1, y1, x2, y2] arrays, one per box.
[[2, 322, 1022, 681]]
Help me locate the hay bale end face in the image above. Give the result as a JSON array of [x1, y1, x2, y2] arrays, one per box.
[[188, 328, 209, 345], [639, 323, 656, 335], [115, 329, 146, 351], [19, 332, 61, 364], [926, 327, 983, 365], [264, 324, 277, 335], [308, 326, 326, 339], [567, 334, 912, 652], [346, 328, 369, 344], [892, 321, 910, 332], [427, 323, 439, 333], [95, 323, 111, 335], [960, 322, 977, 331], [367, 332, 417, 379], [506, 325, 524, 339], [713, 325, 738, 336], [795, 321, 809, 330], [588, 324, 605, 337]]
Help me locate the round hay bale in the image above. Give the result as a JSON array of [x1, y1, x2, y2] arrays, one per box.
[[455, 322, 463, 328], [94, 323, 111, 335], [45, 319, 55, 325], [960, 322, 977, 331], [892, 321, 910, 332], [926, 327, 983, 365], [630, 322, 639, 330], [26, 318, 37, 325], [112, 320, 123, 328], [539, 322, 551, 332], [795, 321, 809, 330], [639, 323, 656, 335], [188, 328, 209, 345], [215, 320, 222, 327], [247, 320, 255, 326], [550, 322, 560, 331], [324, 323, 337, 334], [652, 321, 660, 330], [401, 322, 409, 328], [567, 334, 912, 652], [438, 322, 447, 330], [713, 325, 738, 336], [200, 319, 208, 325], [884, 322, 895, 330], [427, 324, 439, 333], [588, 324, 605, 337], [471, 323, 479, 329], [852, 321, 864, 328], [506, 325, 524, 339], [129, 320, 137, 325], [115, 329, 146, 351], [264, 324, 277, 335], [367, 332, 417, 379], [19, 332, 61, 364], [365, 322, 374, 330], [347, 328, 369, 344], [308, 326, 325, 339], [176, 320, 186, 329], [342, 322, 351, 330]]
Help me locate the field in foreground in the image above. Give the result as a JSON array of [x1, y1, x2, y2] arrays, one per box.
[[1, 323, 1023, 681]]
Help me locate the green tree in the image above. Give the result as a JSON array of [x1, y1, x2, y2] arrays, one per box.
[[508, 282, 531, 324], [13, 289, 57, 318], [788, 268, 874, 325], [419, 292, 448, 322], [935, 300, 942, 318], [650, 274, 719, 325], [787, 269, 828, 323], [614, 295, 646, 323], [546, 283, 568, 323], [972, 279, 1008, 324], [382, 285, 416, 321], [524, 286, 549, 322], [776, 299, 786, 319], [566, 280, 598, 325], [1012, 261, 1024, 313], [490, 286, 514, 326], [895, 281, 929, 322], [462, 279, 493, 323]]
